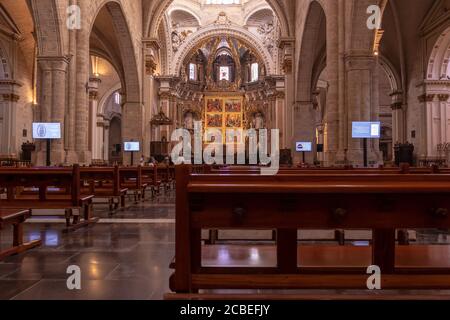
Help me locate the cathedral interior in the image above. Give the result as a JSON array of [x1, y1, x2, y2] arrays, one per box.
[[0, 0, 450, 303]]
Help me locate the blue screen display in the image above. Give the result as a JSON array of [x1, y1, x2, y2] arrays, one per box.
[[352, 122, 381, 139]]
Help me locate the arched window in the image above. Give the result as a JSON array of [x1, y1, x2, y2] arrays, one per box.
[[251, 62, 259, 82], [114, 92, 121, 105], [219, 66, 230, 81], [189, 63, 197, 81]]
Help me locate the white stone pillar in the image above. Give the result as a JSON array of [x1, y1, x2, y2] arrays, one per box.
[[278, 39, 295, 150], [88, 77, 101, 159], [103, 121, 110, 162], [0, 82, 21, 156]]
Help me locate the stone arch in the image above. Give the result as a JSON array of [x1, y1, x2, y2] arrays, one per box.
[[158, 14, 172, 75], [349, 0, 378, 52], [146, 0, 291, 39], [427, 26, 450, 80], [378, 55, 402, 93], [244, 6, 273, 26], [296, 1, 326, 103], [29, 0, 64, 56], [172, 25, 275, 75], [168, 7, 202, 26], [293, 0, 326, 164], [89, 1, 141, 103], [98, 82, 122, 115]]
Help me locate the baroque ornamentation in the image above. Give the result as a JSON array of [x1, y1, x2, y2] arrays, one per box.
[[171, 24, 193, 52], [257, 22, 277, 53]]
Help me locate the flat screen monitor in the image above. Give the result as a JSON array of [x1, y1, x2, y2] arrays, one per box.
[[352, 122, 381, 139], [32, 123, 61, 139], [296, 142, 313, 152], [124, 141, 140, 152]]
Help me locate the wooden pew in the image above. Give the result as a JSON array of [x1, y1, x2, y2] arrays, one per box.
[[171, 165, 450, 294], [80, 166, 128, 212], [142, 165, 161, 198], [0, 165, 97, 232], [0, 209, 42, 260], [119, 166, 147, 202], [157, 164, 174, 193], [205, 165, 431, 244]]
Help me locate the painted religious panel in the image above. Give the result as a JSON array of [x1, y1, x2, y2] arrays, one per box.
[[204, 96, 244, 144], [225, 114, 242, 128], [225, 99, 242, 113], [206, 98, 223, 113], [206, 114, 223, 128]]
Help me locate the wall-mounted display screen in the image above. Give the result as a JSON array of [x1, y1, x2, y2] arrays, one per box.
[[352, 122, 381, 139], [124, 142, 140, 152], [32, 123, 61, 139]]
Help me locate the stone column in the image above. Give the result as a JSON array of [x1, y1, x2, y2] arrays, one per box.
[[278, 38, 295, 150], [0, 80, 21, 156], [143, 38, 160, 158], [66, 0, 78, 164], [324, 0, 340, 165], [88, 77, 101, 159], [103, 121, 110, 161], [122, 101, 143, 165], [75, 1, 91, 164], [345, 54, 382, 166], [293, 100, 316, 164], [390, 90, 405, 146], [35, 57, 69, 165], [418, 81, 450, 161]]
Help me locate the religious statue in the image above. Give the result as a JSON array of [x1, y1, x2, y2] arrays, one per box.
[[183, 112, 194, 130], [253, 112, 265, 129]]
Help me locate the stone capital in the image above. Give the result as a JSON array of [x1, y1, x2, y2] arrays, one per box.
[[2, 93, 20, 102], [344, 52, 377, 70], [438, 94, 449, 102], [37, 56, 70, 72], [418, 93, 435, 103]]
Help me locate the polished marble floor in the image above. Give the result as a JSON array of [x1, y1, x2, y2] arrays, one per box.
[[1, 190, 450, 300]]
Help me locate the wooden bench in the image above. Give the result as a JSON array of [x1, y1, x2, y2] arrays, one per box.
[[119, 166, 147, 202], [171, 165, 450, 294], [0, 209, 42, 260], [142, 165, 161, 198], [205, 165, 430, 245], [80, 166, 128, 212], [157, 164, 175, 192], [0, 165, 97, 232]]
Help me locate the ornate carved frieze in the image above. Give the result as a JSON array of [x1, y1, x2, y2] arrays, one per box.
[[418, 94, 435, 103], [143, 38, 160, 75], [278, 38, 295, 74], [171, 24, 193, 53], [257, 22, 278, 54], [2, 93, 20, 102]]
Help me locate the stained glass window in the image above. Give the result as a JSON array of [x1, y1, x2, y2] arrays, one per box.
[[219, 66, 230, 81], [189, 63, 196, 80], [251, 62, 259, 82]]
